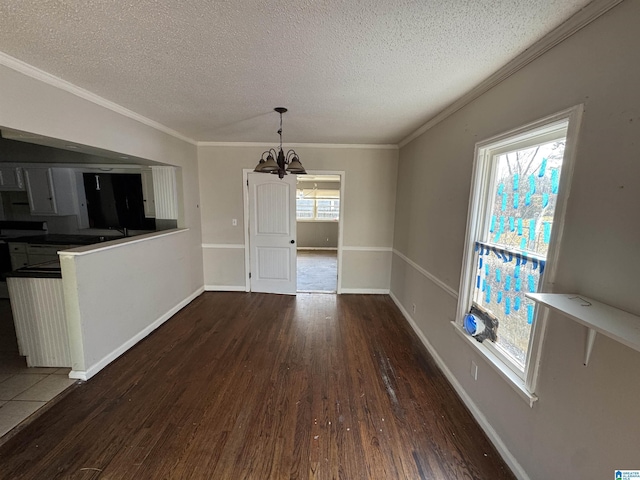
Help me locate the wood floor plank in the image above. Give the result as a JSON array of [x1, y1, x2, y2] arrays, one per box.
[[0, 292, 515, 479]]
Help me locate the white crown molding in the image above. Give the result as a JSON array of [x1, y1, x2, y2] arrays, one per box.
[[197, 141, 398, 150], [398, 0, 624, 148], [0, 51, 198, 146], [3, 0, 621, 154]]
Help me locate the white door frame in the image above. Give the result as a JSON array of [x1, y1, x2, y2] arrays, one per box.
[[243, 169, 345, 293]]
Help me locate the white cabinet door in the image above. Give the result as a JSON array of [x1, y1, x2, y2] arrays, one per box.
[[24, 168, 79, 216], [9, 243, 28, 270], [26, 244, 70, 265], [0, 167, 25, 191], [24, 168, 56, 214], [248, 173, 297, 295]]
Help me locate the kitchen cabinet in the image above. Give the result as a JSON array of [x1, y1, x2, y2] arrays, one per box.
[[26, 244, 71, 266], [9, 243, 28, 270], [9, 242, 72, 269], [24, 167, 79, 216], [0, 166, 25, 191]]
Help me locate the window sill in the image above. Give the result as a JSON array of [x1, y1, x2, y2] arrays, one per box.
[[451, 321, 538, 407], [296, 219, 339, 223]]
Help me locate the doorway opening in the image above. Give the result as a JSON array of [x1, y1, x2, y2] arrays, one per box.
[[296, 174, 341, 293]]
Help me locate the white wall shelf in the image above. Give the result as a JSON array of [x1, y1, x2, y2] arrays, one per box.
[[526, 293, 640, 366]]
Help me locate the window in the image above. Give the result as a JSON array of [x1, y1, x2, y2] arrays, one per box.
[[456, 107, 582, 393], [296, 188, 340, 221]]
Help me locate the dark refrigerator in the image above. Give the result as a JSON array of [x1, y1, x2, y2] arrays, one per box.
[[83, 173, 155, 230]]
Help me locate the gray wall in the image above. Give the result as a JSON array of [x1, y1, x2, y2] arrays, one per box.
[[297, 221, 338, 248], [391, 2, 640, 479]]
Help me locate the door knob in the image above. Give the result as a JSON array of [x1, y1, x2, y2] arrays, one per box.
[[290, 240, 295, 244]]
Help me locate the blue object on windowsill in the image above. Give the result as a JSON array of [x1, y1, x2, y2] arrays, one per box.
[[464, 313, 485, 337]]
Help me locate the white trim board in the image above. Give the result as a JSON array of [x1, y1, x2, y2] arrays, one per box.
[[388, 292, 530, 480], [398, 0, 623, 147], [204, 285, 246, 292], [342, 246, 393, 252], [0, 52, 197, 146], [197, 142, 398, 149], [392, 249, 458, 299], [69, 286, 204, 381], [340, 288, 390, 294], [297, 247, 338, 251]]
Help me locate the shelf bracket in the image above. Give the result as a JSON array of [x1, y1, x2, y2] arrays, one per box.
[[584, 328, 597, 366]]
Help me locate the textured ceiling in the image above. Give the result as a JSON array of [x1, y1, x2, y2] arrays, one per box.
[[0, 0, 592, 145]]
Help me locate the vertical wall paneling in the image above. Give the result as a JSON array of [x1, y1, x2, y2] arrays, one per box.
[[7, 277, 71, 367], [151, 166, 179, 220]]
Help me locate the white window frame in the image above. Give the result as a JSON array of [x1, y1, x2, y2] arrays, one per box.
[[455, 106, 583, 403], [296, 190, 340, 222]]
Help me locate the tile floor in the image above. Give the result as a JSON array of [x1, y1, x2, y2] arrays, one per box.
[[0, 364, 75, 437], [0, 298, 76, 439]]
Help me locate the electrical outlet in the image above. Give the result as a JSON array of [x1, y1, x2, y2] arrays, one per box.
[[232, 219, 238, 226], [411, 303, 416, 315], [471, 360, 478, 381]]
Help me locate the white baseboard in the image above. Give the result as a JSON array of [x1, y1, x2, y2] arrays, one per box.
[[297, 247, 338, 251], [340, 288, 390, 294], [69, 286, 205, 381], [388, 291, 530, 480], [204, 285, 247, 292]]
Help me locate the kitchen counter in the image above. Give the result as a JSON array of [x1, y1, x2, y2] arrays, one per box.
[[6, 259, 61, 279], [9, 233, 120, 246]]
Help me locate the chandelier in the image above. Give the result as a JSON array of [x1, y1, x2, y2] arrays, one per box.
[[254, 107, 306, 178]]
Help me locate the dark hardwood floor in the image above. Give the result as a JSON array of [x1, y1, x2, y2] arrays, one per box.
[[0, 293, 515, 479]]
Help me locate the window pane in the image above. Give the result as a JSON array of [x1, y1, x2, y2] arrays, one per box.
[[487, 141, 565, 257], [316, 199, 339, 220], [474, 137, 565, 370], [296, 199, 314, 219], [472, 245, 544, 368]]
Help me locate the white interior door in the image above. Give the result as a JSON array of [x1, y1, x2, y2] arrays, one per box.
[[248, 172, 297, 295]]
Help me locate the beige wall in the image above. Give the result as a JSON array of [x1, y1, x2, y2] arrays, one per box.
[[198, 145, 397, 291], [391, 2, 640, 479], [61, 231, 200, 379], [297, 222, 338, 248]]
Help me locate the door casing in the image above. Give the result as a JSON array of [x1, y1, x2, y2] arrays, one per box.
[[243, 169, 345, 293]]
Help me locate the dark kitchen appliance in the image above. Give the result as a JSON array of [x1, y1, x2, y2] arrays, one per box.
[[83, 173, 155, 230]]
